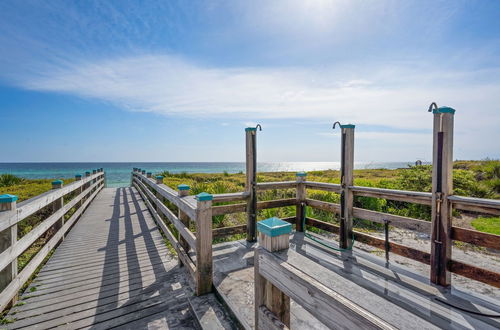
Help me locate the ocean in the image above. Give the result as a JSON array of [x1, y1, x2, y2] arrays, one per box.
[[0, 162, 417, 187]]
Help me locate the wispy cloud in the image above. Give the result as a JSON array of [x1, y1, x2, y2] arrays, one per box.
[[14, 53, 500, 131]]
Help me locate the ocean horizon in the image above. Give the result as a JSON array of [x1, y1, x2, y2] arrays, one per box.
[[0, 161, 420, 187]]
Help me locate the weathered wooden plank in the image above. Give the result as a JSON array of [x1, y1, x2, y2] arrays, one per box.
[[451, 226, 500, 250], [305, 198, 341, 214], [0, 179, 103, 272], [258, 248, 395, 330], [213, 224, 247, 238], [258, 305, 289, 330], [257, 198, 297, 210], [0, 183, 103, 312], [195, 196, 213, 295], [212, 203, 246, 216], [352, 207, 432, 233], [256, 182, 297, 190], [133, 173, 196, 220], [448, 195, 500, 216], [449, 260, 500, 288], [0, 173, 103, 231], [303, 217, 432, 265], [304, 181, 342, 193], [350, 186, 432, 205], [212, 192, 249, 202], [133, 179, 196, 251], [246, 128, 257, 242]]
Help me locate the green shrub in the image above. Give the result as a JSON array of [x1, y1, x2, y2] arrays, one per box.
[[0, 174, 25, 187]]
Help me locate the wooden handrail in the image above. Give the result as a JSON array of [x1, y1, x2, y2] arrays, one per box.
[[0, 174, 104, 311], [133, 177, 197, 251], [305, 181, 342, 193], [133, 172, 196, 220], [0, 172, 104, 232], [0, 178, 103, 271], [256, 181, 297, 190], [448, 195, 500, 216], [350, 186, 432, 205], [212, 192, 249, 202]]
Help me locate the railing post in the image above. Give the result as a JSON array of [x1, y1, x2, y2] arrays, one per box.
[[195, 192, 213, 295], [51, 180, 64, 233], [0, 194, 18, 306], [255, 217, 291, 329], [75, 174, 83, 207], [245, 127, 258, 242], [177, 184, 191, 268], [339, 124, 355, 249], [141, 170, 146, 175], [430, 106, 455, 287], [295, 172, 307, 232], [147, 172, 152, 178]]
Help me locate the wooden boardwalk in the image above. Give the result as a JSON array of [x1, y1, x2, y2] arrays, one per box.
[[6, 187, 199, 329]]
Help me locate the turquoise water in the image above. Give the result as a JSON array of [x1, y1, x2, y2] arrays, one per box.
[[0, 162, 417, 187]]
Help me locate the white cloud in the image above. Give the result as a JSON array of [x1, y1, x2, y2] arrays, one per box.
[[16, 54, 500, 132]]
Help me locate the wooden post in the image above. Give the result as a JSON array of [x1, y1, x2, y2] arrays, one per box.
[[177, 184, 191, 267], [142, 170, 146, 175], [295, 172, 307, 232], [75, 174, 83, 208], [195, 192, 213, 295], [0, 194, 18, 306], [245, 127, 258, 242], [51, 180, 64, 233], [339, 124, 355, 249], [255, 217, 291, 329], [430, 106, 455, 287], [147, 172, 152, 178]]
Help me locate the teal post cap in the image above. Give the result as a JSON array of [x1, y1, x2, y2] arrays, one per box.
[[296, 172, 307, 177], [340, 124, 355, 128], [196, 192, 213, 201], [245, 127, 257, 132], [156, 175, 164, 180], [52, 179, 63, 185], [433, 106, 456, 114], [85, 171, 90, 175], [257, 217, 292, 237], [0, 194, 18, 203], [178, 184, 190, 191], [75, 174, 82, 178]]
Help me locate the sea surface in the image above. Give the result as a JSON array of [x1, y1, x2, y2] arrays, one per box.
[[0, 162, 418, 187]]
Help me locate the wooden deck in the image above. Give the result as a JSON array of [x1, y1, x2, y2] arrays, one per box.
[[5, 187, 199, 329], [211, 233, 500, 330]]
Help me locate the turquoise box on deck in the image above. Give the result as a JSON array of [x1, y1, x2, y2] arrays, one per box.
[[257, 217, 292, 237]]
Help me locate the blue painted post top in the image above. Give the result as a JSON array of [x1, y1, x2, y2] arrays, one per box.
[[156, 176, 164, 180], [52, 180, 64, 186], [85, 171, 91, 175], [75, 174, 82, 178], [433, 106, 456, 114], [245, 127, 257, 132], [340, 124, 355, 129], [196, 192, 213, 201], [257, 217, 292, 237], [178, 184, 190, 191], [296, 172, 307, 177], [0, 194, 18, 203]]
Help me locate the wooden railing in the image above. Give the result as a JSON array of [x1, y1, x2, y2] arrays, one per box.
[[131, 170, 213, 295], [0, 170, 105, 311]]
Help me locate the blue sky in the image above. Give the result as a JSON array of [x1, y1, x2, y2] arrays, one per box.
[[0, 0, 499, 162]]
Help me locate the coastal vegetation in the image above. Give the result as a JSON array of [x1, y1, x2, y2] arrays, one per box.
[[157, 160, 500, 237]]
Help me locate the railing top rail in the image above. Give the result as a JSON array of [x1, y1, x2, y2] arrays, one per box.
[[132, 172, 196, 219], [0, 172, 103, 232], [448, 195, 500, 208], [212, 192, 249, 202]]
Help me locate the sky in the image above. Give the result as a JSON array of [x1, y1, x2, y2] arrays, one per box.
[[0, 0, 499, 162]]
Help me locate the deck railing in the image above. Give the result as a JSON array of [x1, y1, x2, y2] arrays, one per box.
[[0, 170, 105, 311], [131, 170, 213, 295]]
